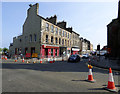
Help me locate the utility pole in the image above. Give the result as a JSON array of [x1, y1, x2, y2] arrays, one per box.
[[97, 44, 100, 61]]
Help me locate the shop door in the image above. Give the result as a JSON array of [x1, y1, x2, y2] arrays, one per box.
[[31, 47, 35, 56], [45, 48, 48, 57]]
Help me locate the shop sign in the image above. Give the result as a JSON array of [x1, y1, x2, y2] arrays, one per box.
[[67, 48, 71, 50], [72, 48, 80, 51], [25, 53, 31, 57], [32, 53, 38, 58]]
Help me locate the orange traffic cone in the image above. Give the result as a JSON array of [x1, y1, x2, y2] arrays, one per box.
[[86, 65, 96, 83], [2, 55, 5, 59], [49, 58, 53, 63], [5, 56, 7, 60], [15, 57, 17, 62], [22, 57, 24, 62], [104, 68, 118, 92], [62, 57, 64, 61], [53, 57, 55, 63], [40, 58, 42, 63]]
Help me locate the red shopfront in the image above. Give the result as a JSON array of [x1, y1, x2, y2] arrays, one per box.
[[41, 45, 59, 58], [72, 48, 80, 55]]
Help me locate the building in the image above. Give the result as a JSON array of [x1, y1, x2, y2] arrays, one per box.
[[79, 37, 92, 54], [9, 3, 81, 58], [107, 1, 120, 59]]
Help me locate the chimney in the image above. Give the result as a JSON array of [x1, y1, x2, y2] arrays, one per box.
[[66, 27, 73, 32], [27, 3, 39, 16], [57, 21, 66, 29], [46, 15, 57, 25]]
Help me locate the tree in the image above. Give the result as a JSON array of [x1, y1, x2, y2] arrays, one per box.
[[0, 48, 2, 52], [2, 48, 8, 55]]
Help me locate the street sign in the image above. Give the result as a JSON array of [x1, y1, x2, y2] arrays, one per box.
[[32, 53, 38, 58]]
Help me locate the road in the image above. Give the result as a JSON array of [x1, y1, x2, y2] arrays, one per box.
[[2, 59, 120, 93]]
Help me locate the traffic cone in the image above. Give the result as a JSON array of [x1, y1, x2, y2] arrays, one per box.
[[86, 64, 96, 83], [62, 57, 64, 61], [5, 56, 7, 60], [15, 57, 17, 62], [22, 57, 24, 62], [40, 58, 42, 63], [53, 57, 55, 63], [49, 58, 53, 63], [88, 59, 91, 63], [104, 68, 118, 92], [2, 55, 5, 59], [26, 60, 29, 63]]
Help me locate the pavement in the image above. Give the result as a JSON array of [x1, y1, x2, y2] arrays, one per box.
[[88, 56, 120, 71]]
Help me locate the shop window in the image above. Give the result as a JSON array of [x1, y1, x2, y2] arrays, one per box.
[[46, 23, 49, 31], [55, 37, 58, 44], [46, 35, 48, 43], [25, 48, 28, 54], [51, 25, 54, 33], [51, 36, 53, 44]]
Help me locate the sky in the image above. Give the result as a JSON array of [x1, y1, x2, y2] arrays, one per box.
[[1, 0, 118, 49]]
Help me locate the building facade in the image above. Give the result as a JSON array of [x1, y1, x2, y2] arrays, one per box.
[[107, 1, 120, 59], [9, 3, 82, 58]]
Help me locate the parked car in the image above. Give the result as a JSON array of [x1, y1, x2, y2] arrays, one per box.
[[68, 54, 80, 62], [82, 54, 89, 59]]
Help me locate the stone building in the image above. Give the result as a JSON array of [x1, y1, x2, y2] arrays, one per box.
[[9, 3, 81, 58], [107, 1, 120, 59], [79, 37, 92, 54]]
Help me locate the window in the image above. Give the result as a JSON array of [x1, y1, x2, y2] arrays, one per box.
[[25, 36, 27, 41], [55, 37, 58, 44], [59, 38, 61, 45], [34, 34, 37, 42], [46, 23, 49, 31], [46, 35, 48, 43], [55, 27, 58, 35], [51, 36, 53, 44], [30, 35, 32, 42], [65, 32, 67, 37], [20, 39, 22, 42], [68, 33, 69, 38], [62, 39, 64, 45], [55, 49, 57, 56], [51, 49, 53, 56], [68, 40, 69, 46], [59, 29, 62, 36], [65, 40, 66, 45], [62, 31, 64, 37], [51, 25, 54, 33]]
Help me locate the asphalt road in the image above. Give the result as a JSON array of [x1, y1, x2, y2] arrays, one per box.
[[2, 59, 120, 93]]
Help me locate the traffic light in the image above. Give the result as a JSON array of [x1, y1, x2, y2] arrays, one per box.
[[97, 45, 100, 50]]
